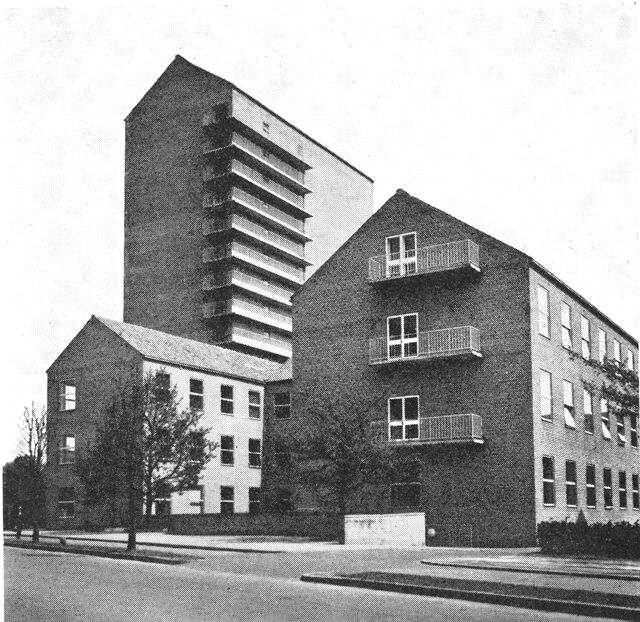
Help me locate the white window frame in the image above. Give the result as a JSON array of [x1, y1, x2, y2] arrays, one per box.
[[537, 285, 550, 338], [561, 302, 572, 349], [586, 464, 596, 508], [189, 378, 204, 412], [58, 487, 75, 518], [598, 328, 607, 362], [631, 415, 638, 448], [58, 435, 76, 465], [619, 471, 627, 509], [542, 456, 555, 506], [613, 339, 621, 364], [563, 380, 575, 429], [565, 460, 577, 508], [601, 398, 611, 440], [540, 370, 552, 421], [388, 396, 420, 441], [580, 315, 590, 359], [220, 435, 234, 466], [627, 350, 635, 371], [248, 438, 262, 468], [583, 389, 594, 434], [632, 474, 639, 510], [385, 232, 417, 278], [603, 468, 613, 509], [248, 390, 262, 419], [617, 413, 626, 445], [59, 383, 76, 411], [387, 313, 418, 360], [249, 487, 261, 514], [273, 392, 291, 419], [220, 485, 234, 514], [220, 385, 234, 415]]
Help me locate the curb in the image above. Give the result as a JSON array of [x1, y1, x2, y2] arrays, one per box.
[[300, 573, 640, 621], [4, 540, 190, 565], [421, 559, 640, 582]]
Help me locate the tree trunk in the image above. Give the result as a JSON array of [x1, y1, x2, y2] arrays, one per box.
[[32, 520, 40, 543], [127, 485, 137, 552]]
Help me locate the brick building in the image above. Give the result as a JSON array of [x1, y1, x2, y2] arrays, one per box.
[[45, 315, 284, 529], [124, 55, 373, 359], [271, 189, 638, 546]]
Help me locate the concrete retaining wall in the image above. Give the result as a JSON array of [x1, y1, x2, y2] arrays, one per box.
[[344, 512, 426, 546]]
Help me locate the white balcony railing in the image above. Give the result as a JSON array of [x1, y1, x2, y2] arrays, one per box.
[[202, 269, 294, 306], [220, 327, 292, 357], [231, 160, 305, 210], [374, 414, 484, 445], [369, 326, 481, 365], [202, 297, 292, 331], [368, 240, 480, 282]]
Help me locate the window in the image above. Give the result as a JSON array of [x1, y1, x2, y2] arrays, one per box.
[[542, 457, 555, 506], [537, 285, 550, 338], [617, 414, 626, 445], [627, 350, 635, 371], [248, 390, 261, 419], [586, 464, 596, 508], [274, 440, 291, 469], [189, 487, 204, 513], [631, 415, 638, 448], [540, 370, 552, 421], [619, 472, 627, 509], [58, 487, 75, 518], [603, 468, 613, 509], [387, 314, 418, 360], [262, 121, 270, 134], [632, 474, 639, 510], [386, 233, 417, 277], [598, 329, 607, 362], [189, 379, 204, 411], [249, 488, 261, 514], [583, 389, 594, 434], [220, 435, 234, 465], [220, 486, 234, 514], [390, 461, 421, 509], [59, 383, 76, 411], [274, 488, 293, 513], [388, 396, 419, 441], [613, 339, 621, 365], [274, 392, 291, 419], [221, 385, 234, 415], [563, 381, 575, 429], [601, 399, 611, 440], [58, 435, 76, 465], [561, 302, 572, 349], [565, 461, 577, 507], [155, 372, 171, 403], [580, 316, 591, 359], [248, 438, 261, 467]]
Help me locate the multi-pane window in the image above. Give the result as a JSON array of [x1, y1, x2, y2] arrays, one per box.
[[563, 380, 575, 428], [249, 487, 261, 513], [617, 414, 626, 445], [220, 435, 234, 465], [561, 303, 572, 349], [390, 461, 421, 509], [613, 339, 621, 365], [274, 440, 291, 469], [631, 415, 638, 448], [603, 468, 613, 509], [249, 438, 262, 467], [387, 314, 418, 360], [627, 350, 635, 371], [220, 486, 234, 514], [221, 385, 234, 415], [248, 390, 261, 419], [274, 392, 291, 419], [537, 286, 550, 338], [586, 464, 596, 508], [189, 379, 204, 411], [565, 461, 577, 507], [632, 474, 639, 510], [598, 328, 607, 362], [59, 383, 76, 411], [388, 396, 419, 441], [542, 457, 555, 505], [580, 316, 591, 359], [600, 399, 611, 440], [189, 487, 204, 513], [619, 472, 627, 509], [58, 487, 75, 518], [386, 233, 417, 277], [540, 370, 552, 421], [583, 389, 594, 434], [58, 435, 76, 465]]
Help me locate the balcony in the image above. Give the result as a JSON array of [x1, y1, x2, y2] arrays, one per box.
[[202, 270, 294, 306], [202, 242, 305, 285], [219, 326, 292, 358], [368, 240, 480, 283], [369, 326, 481, 365], [203, 297, 292, 332], [374, 414, 484, 445]]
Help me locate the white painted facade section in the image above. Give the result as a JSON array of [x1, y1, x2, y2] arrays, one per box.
[[143, 361, 264, 514], [344, 512, 426, 547]]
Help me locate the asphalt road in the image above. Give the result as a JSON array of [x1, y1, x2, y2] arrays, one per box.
[[4, 547, 617, 622]]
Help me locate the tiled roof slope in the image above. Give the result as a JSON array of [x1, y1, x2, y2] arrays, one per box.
[[94, 316, 285, 383], [266, 358, 292, 382]]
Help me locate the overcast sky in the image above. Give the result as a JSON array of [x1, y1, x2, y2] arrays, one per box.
[[1, 3, 637, 464]]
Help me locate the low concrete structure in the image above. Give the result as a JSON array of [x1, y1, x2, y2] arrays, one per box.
[[344, 512, 425, 547]]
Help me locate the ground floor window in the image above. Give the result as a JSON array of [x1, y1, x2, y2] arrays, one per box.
[[274, 488, 293, 513], [190, 487, 204, 513], [58, 487, 75, 518], [603, 468, 613, 509], [248, 438, 261, 468], [586, 464, 596, 508], [542, 457, 555, 506], [632, 474, 639, 510], [619, 472, 627, 509], [220, 486, 234, 514], [249, 488, 261, 514], [565, 461, 577, 507]]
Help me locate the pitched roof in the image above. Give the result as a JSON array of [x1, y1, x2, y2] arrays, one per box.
[[93, 316, 286, 383]]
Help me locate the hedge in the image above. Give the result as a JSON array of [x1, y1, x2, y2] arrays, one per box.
[[538, 516, 640, 559]]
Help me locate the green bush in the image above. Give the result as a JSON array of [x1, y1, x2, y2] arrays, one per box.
[[538, 517, 640, 559]]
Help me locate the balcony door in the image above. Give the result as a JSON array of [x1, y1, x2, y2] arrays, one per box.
[[387, 314, 418, 360], [386, 233, 417, 278]]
